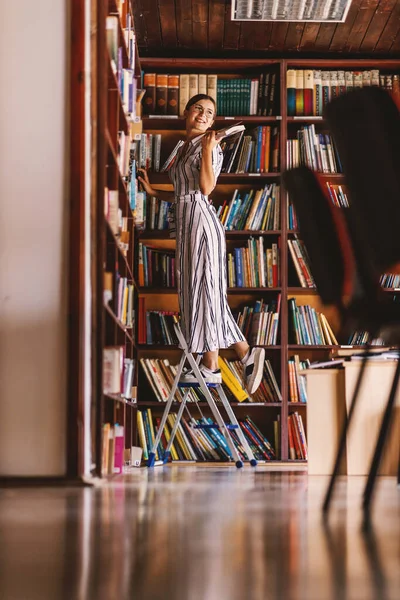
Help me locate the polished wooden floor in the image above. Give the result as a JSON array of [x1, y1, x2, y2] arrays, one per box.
[[0, 467, 399, 600]]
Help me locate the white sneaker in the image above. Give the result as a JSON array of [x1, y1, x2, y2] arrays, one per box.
[[180, 364, 222, 385], [242, 347, 265, 394]]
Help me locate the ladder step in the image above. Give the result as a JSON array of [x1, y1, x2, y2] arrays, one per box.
[[178, 381, 219, 388]]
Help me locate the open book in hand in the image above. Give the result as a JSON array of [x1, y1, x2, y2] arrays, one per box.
[[215, 122, 245, 141]]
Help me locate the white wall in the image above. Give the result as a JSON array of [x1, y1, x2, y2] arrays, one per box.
[[0, 1, 69, 475]]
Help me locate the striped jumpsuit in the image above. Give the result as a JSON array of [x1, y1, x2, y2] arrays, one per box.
[[168, 133, 246, 353]]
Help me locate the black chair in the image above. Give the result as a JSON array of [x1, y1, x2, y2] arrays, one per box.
[[283, 163, 400, 523], [322, 86, 400, 519]]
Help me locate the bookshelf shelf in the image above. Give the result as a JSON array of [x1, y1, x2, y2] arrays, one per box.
[[104, 393, 137, 407], [131, 56, 400, 464], [287, 287, 318, 295], [228, 287, 281, 293], [98, 1, 141, 477], [138, 229, 282, 240], [137, 344, 282, 351], [149, 172, 281, 184], [143, 116, 281, 130], [288, 345, 338, 350], [137, 401, 282, 408], [139, 287, 177, 294]]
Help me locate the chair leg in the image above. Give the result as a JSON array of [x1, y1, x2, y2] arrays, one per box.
[[362, 360, 400, 519], [323, 352, 369, 514]]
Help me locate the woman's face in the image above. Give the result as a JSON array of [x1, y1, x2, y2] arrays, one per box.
[[185, 99, 215, 133]]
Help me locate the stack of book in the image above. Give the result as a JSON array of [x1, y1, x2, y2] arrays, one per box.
[[234, 297, 281, 346], [220, 125, 279, 173], [287, 69, 400, 117], [138, 409, 276, 462], [287, 125, 342, 173], [227, 238, 280, 288], [142, 70, 279, 117], [288, 298, 338, 345], [288, 236, 315, 288], [103, 346, 136, 399], [137, 243, 176, 288], [288, 355, 310, 403], [288, 412, 308, 460], [217, 184, 280, 231]]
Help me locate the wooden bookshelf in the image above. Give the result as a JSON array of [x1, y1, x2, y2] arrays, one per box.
[[135, 57, 400, 463], [96, 0, 141, 477]]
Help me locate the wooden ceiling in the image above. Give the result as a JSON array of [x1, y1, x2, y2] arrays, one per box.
[[133, 0, 400, 56]]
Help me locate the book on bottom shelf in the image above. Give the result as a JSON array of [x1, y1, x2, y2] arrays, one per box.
[[137, 409, 276, 463], [102, 423, 125, 475], [288, 412, 308, 460]]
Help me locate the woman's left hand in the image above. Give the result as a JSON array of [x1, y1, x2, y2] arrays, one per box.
[[201, 130, 219, 153]]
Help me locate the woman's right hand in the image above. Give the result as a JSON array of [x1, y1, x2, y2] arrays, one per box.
[[137, 169, 157, 197]]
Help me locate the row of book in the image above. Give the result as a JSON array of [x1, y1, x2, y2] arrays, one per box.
[[234, 297, 281, 347], [325, 182, 349, 208], [289, 298, 338, 346], [142, 70, 279, 117], [102, 423, 125, 475], [346, 331, 386, 346], [138, 310, 179, 346], [218, 184, 280, 231], [287, 69, 399, 117], [138, 409, 276, 462], [106, 15, 137, 116], [286, 126, 342, 173], [137, 243, 175, 288], [288, 236, 315, 289], [380, 274, 400, 289], [288, 355, 310, 403], [146, 198, 172, 231], [143, 73, 217, 116], [227, 238, 280, 289], [139, 356, 282, 404], [215, 71, 279, 117], [103, 346, 136, 399], [136, 133, 162, 171], [220, 126, 280, 173], [288, 412, 308, 460], [104, 274, 135, 328]]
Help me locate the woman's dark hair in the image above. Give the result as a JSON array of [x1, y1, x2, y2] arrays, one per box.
[[185, 94, 217, 115]]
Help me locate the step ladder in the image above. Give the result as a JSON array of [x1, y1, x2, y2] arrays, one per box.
[[147, 322, 257, 468]]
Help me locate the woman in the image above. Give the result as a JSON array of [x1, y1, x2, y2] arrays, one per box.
[[138, 94, 265, 394]]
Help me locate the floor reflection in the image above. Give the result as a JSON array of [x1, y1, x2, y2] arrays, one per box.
[[0, 468, 398, 600]]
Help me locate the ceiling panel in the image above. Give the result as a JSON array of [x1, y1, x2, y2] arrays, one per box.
[[133, 0, 400, 55]]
